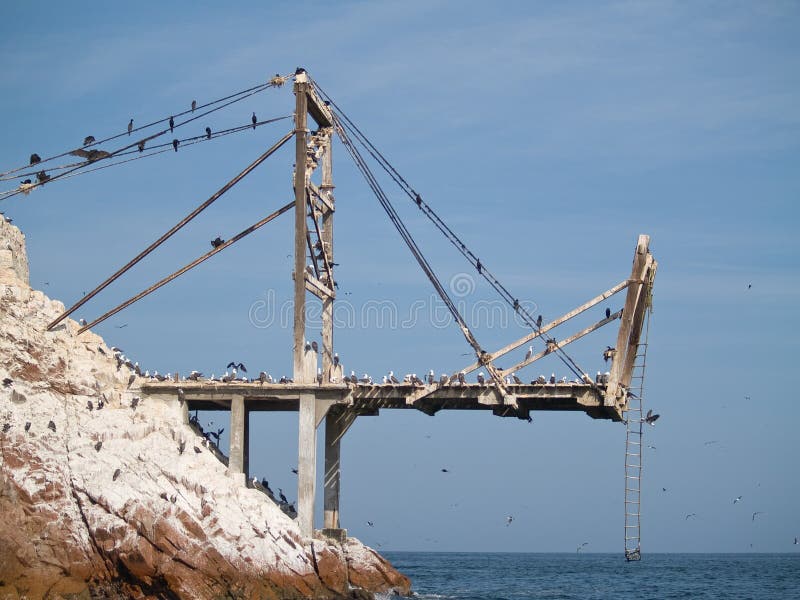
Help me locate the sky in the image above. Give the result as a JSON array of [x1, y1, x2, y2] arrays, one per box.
[[1, 1, 799, 554]]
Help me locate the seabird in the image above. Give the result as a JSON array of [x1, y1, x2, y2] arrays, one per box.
[[205, 126, 211, 139], [79, 318, 87, 326], [605, 307, 611, 319], [439, 373, 448, 385], [94, 441, 102, 452], [169, 116, 174, 132], [30, 153, 41, 165], [549, 373, 556, 384], [179, 440, 186, 454], [685, 513, 697, 520], [35, 171, 51, 184], [193, 446, 202, 454], [252, 112, 257, 129], [128, 119, 133, 135], [211, 236, 224, 248], [172, 139, 179, 152], [227, 362, 247, 373], [83, 135, 95, 146], [130, 396, 140, 410], [87, 400, 93, 411], [577, 542, 589, 553], [441, 468, 449, 473], [512, 373, 522, 385], [191, 100, 197, 112], [733, 496, 742, 504], [388, 371, 399, 384], [2, 378, 12, 388], [47, 420, 56, 432], [170, 494, 177, 503], [113, 468, 121, 481], [476, 372, 486, 384], [2, 423, 10, 433], [536, 315, 543, 328], [24, 422, 31, 432], [427, 370, 435, 385], [278, 488, 288, 504], [457, 372, 466, 385], [137, 140, 145, 152], [506, 515, 513, 526], [367, 521, 374, 527], [311, 340, 319, 352], [752, 512, 765, 521], [333, 353, 340, 366], [644, 409, 660, 426], [525, 345, 533, 361]]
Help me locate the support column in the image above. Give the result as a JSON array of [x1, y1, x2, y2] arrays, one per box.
[[229, 394, 246, 484], [297, 393, 316, 537], [293, 73, 309, 383], [321, 134, 335, 381], [323, 407, 356, 532]]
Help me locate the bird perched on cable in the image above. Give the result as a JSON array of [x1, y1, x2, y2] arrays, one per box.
[[128, 119, 133, 135], [536, 315, 543, 328], [30, 153, 41, 165], [172, 139, 179, 152], [191, 100, 197, 112], [83, 135, 95, 146], [169, 116, 175, 133], [205, 127, 211, 139], [644, 409, 660, 426], [137, 140, 145, 152], [252, 112, 257, 129], [211, 236, 224, 248], [36, 171, 50, 184], [605, 307, 611, 319]]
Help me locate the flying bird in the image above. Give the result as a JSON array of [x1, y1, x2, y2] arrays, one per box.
[[441, 468, 449, 473], [505, 515, 513, 526], [252, 112, 257, 129], [227, 362, 246, 373], [685, 513, 697, 520], [752, 512, 765, 521], [291, 467, 298, 475], [367, 521, 374, 527], [644, 409, 660, 425], [128, 119, 133, 135], [577, 542, 589, 553], [733, 496, 742, 504]]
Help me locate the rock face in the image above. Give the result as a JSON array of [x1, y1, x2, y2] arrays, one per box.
[[0, 218, 411, 599]]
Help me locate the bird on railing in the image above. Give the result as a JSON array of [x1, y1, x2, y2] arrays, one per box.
[[512, 373, 522, 385], [477, 372, 485, 384], [439, 373, 448, 385], [525, 345, 533, 361]]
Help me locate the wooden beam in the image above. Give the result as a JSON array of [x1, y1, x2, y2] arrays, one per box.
[[308, 182, 335, 213], [499, 310, 622, 376], [605, 235, 653, 406], [293, 75, 309, 383], [305, 273, 335, 300], [460, 279, 629, 374], [306, 86, 333, 128]]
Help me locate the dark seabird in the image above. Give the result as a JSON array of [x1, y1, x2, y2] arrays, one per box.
[[389, 371, 400, 384], [506, 515, 513, 526], [47, 420, 56, 432], [128, 373, 136, 387], [94, 441, 102, 452], [577, 542, 589, 553], [172, 139, 179, 152], [227, 362, 246, 373], [476, 259, 482, 274], [205, 126, 211, 139], [512, 373, 522, 385], [441, 468, 449, 473], [311, 340, 319, 352], [733, 496, 743, 504], [178, 440, 186, 454], [457, 372, 466, 385], [644, 409, 660, 425], [130, 396, 140, 410], [137, 140, 145, 152], [193, 446, 202, 454], [291, 467, 298, 475], [30, 153, 41, 165], [191, 100, 197, 112], [367, 521, 374, 527], [24, 421, 31, 432], [170, 494, 177, 503], [87, 400, 93, 411], [113, 468, 121, 481], [549, 373, 556, 384], [752, 512, 765, 521], [2, 378, 11, 388], [2, 423, 10, 433], [605, 307, 611, 319], [36, 171, 51, 184], [159, 491, 168, 501], [252, 112, 257, 129], [211, 236, 224, 248], [333, 353, 340, 366], [128, 119, 133, 135], [169, 116, 174, 133], [477, 372, 485, 384], [21, 179, 32, 185], [83, 135, 95, 146], [278, 489, 288, 504], [97, 397, 105, 410], [525, 345, 533, 361], [78, 318, 87, 326], [685, 513, 697, 520], [536, 315, 543, 328]]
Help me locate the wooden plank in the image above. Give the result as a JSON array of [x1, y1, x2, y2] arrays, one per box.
[[460, 279, 629, 374], [604, 235, 651, 406], [293, 75, 309, 383], [321, 134, 335, 383], [305, 273, 335, 300], [619, 257, 657, 393], [308, 181, 335, 213], [306, 86, 334, 127], [499, 310, 622, 376]]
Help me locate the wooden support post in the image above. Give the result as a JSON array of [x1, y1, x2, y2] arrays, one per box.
[[229, 394, 246, 484], [321, 132, 335, 382], [324, 407, 357, 531], [293, 74, 309, 383], [297, 393, 316, 537]]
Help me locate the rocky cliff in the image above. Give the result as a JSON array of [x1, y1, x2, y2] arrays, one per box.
[[0, 218, 410, 599]]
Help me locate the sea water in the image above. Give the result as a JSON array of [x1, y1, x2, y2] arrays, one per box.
[[380, 552, 800, 599]]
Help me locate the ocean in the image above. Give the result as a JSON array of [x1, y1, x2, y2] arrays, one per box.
[[380, 552, 800, 599]]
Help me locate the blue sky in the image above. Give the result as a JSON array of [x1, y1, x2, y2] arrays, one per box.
[[1, 1, 799, 553]]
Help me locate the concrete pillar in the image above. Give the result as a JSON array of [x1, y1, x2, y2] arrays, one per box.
[[297, 393, 317, 537], [323, 408, 353, 530], [229, 395, 246, 484]]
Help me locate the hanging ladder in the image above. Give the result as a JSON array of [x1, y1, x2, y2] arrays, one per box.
[[623, 309, 652, 562]]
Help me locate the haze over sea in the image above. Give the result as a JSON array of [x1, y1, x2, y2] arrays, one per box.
[[381, 552, 800, 600]]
